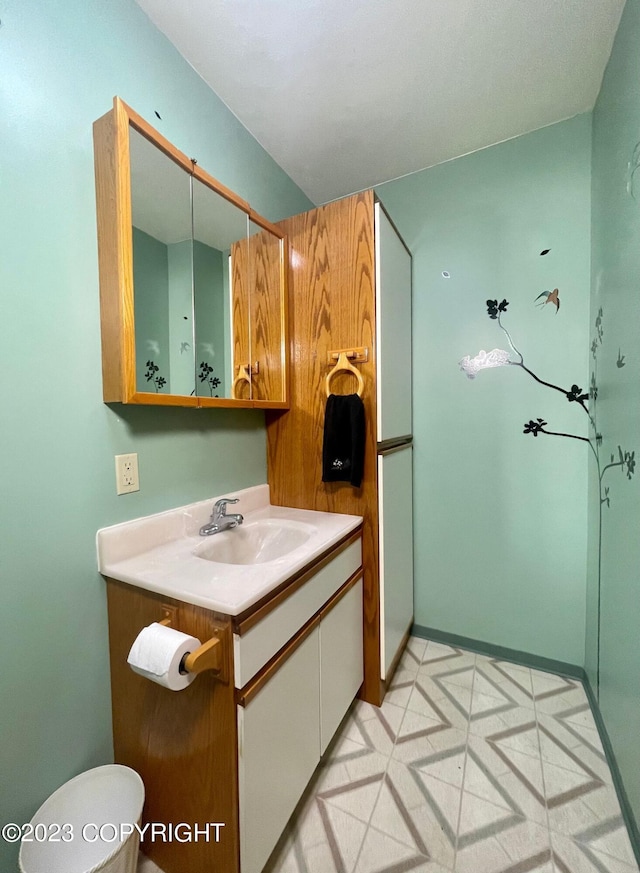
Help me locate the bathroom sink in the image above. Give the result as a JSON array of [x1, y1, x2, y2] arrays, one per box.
[[193, 519, 316, 565], [97, 484, 363, 614]]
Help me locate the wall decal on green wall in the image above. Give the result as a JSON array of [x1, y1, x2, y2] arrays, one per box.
[[534, 287, 560, 312], [589, 306, 635, 696], [460, 300, 635, 698]]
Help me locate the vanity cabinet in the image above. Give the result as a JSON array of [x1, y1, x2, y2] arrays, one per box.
[[104, 527, 363, 873], [93, 97, 288, 408]]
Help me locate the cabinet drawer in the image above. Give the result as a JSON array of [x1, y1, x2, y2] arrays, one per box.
[[238, 627, 320, 873], [233, 538, 361, 687]]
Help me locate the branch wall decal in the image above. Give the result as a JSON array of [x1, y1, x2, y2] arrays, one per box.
[[459, 298, 635, 698]]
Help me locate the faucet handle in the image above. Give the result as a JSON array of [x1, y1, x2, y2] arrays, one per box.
[[213, 497, 239, 518]]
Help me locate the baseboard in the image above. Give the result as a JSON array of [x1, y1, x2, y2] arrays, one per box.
[[582, 674, 640, 867], [411, 624, 584, 679], [411, 623, 640, 866]]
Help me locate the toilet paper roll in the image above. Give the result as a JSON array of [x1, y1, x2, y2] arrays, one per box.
[[127, 622, 202, 691]]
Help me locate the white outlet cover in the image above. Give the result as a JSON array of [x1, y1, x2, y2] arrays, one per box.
[[115, 453, 140, 495]]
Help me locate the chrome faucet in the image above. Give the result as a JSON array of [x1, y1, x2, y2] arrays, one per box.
[[199, 498, 244, 536]]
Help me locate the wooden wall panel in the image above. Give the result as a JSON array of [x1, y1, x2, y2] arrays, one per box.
[[266, 190, 383, 704], [106, 580, 239, 873]]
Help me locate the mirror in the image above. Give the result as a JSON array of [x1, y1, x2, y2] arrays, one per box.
[[192, 177, 249, 401], [93, 97, 288, 409], [129, 126, 195, 397]]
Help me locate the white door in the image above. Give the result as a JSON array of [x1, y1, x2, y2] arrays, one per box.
[[375, 202, 412, 442], [379, 445, 414, 679]]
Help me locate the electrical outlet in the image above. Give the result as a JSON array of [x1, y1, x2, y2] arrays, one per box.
[[115, 453, 139, 495]]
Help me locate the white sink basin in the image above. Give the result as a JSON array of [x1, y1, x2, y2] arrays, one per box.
[[96, 484, 362, 615], [194, 519, 316, 565]]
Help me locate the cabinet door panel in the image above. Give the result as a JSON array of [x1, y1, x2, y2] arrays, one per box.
[[320, 579, 364, 754], [375, 202, 412, 442], [379, 447, 414, 678], [238, 629, 320, 873]]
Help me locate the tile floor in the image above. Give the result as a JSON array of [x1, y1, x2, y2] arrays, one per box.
[[264, 638, 639, 873], [137, 638, 639, 873]]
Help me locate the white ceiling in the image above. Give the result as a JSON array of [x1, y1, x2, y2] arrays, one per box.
[[135, 0, 625, 205]]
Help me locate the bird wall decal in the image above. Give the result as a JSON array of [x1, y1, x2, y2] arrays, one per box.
[[534, 288, 560, 312]]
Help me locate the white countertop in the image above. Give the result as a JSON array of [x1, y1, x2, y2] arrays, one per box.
[[96, 485, 362, 615]]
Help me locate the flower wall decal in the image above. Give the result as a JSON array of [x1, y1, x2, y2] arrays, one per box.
[[459, 348, 511, 379], [486, 299, 509, 319], [460, 297, 635, 698], [523, 418, 547, 437]]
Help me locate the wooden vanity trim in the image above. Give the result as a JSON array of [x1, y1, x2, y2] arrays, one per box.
[[318, 569, 363, 621], [248, 209, 286, 239], [126, 390, 198, 407], [196, 395, 255, 410], [119, 98, 194, 175], [236, 570, 362, 708], [192, 163, 251, 215], [232, 526, 362, 635], [236, 613, 320, 707]]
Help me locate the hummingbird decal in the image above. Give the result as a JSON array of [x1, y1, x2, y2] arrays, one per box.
[[534, 288, 560, 313]]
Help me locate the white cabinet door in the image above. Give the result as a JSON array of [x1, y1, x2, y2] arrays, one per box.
[[319, 578, 364, 754], [375, 202, 412, 443], [379, 446, 414, 679], [238, 628, 320, 873]]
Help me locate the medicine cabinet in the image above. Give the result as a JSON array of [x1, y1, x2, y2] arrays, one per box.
[[93, 97, 288, 408]]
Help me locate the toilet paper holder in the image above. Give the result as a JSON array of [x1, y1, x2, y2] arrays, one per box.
[[159, 617, 224, 679]]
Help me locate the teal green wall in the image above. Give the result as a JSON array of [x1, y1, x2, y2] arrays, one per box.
[[0, 1, 312, 869], [378, 114, 592, 665], [589, 0, 640, 832]]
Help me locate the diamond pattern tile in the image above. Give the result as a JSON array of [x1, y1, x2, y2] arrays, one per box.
[[140, 638, 640, 873]]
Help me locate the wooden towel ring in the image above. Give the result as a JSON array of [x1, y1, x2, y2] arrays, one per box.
[[231, 363, 251, 399], [325, 351, 364, 398]]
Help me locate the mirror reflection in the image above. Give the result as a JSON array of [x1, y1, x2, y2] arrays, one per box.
[[192, 178, 249, 400], [130, 127, 195, 397]]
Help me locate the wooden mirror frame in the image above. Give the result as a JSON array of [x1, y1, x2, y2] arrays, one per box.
[[93, 97, 289, 409]]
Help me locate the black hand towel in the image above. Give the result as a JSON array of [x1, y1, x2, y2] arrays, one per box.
[[322, 393, 365, 487]]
